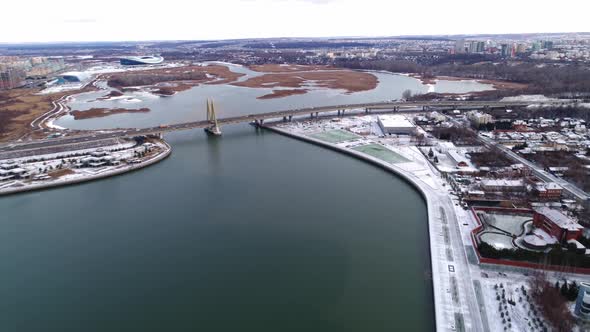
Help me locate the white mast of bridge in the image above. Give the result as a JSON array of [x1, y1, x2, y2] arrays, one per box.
[[205, 98, 222, 136]]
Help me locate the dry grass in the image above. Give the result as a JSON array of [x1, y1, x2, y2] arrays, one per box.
[[70, 108, 150, 120], [0, 86, 95, 143], [107, 65, 245, 89], [257, 89, 309, 99], [48, 168, 75, 179], [233, 69, 378, 94], [249, 64, 341, 73]]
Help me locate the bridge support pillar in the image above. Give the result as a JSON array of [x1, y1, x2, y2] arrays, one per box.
[[365, 108, 369, 114], [337, 110, 340, 116], [310, 113, 314, 119], [288, 115, 292, 122], [315, 112, 319, 118], [283, 116, 287, 122]]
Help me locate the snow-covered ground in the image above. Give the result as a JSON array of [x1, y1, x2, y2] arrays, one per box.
[[501, 95, 559, 102], [0, 139, 170, 195], [38, 62, 186, 95]]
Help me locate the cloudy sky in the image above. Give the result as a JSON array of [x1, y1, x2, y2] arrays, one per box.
[[1, 0, 589, 43]]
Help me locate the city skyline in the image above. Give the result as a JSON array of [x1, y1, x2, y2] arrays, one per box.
[[2, 0, 590, 43]]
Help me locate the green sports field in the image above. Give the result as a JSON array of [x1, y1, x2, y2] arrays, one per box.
[[308, 129, 360, 143], [352, 144, 410, 164]]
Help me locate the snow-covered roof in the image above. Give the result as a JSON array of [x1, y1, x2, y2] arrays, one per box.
[[534, 207, 583, 232], [536, 182, 563, 191], [567, 239, 586, 250], [378, 115, 414, 129], [59, 71, 91, 81], [524, 228, 558, 248], [481, 179, 524, 188], [447, 150, 470, 166]]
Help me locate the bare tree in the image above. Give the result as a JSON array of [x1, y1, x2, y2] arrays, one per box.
[[402, 89, 413, 100]]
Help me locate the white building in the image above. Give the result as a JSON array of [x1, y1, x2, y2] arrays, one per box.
[[378, 115, 416, 135], [467, 111, 494, 126], [0, 160, 28, 181], [75, 149, 120, 168], [481, 179, 525, 192], [447, 150, 471, 167]]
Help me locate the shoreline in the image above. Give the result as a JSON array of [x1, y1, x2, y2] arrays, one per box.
[[0, 140, 172, 197], [411, 73, 527, 90], [262, 124, 447, 331]]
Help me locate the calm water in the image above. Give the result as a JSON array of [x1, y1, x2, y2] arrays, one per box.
[[55, 65, 493, 130], [0, 126, 433, 331]]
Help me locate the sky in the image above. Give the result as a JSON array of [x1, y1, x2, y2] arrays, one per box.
[[1, 0, 589, 43]]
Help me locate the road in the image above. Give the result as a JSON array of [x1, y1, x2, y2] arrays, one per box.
[[478, 134, 589, 201], [446, 116, 590, 202], [1, 99, 562, 154]]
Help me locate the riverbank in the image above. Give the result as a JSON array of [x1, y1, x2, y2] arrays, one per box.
[[411, 73, 527, 91], [0, 84, 98, 142], [263, 120, 484, 331], [0, 139, 171, 196]]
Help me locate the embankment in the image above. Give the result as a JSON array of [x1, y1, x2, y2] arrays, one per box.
[[263, 124, 444, 330], [0, 141, 172, 196]]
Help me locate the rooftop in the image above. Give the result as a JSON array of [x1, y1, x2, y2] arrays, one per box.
[[534, 207, 583, 231], [481, 179, 524, 187], [378, 115, 414, 128]]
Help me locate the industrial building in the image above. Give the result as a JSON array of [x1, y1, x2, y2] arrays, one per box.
[[480, 179, 525, 192], [377, 115, 416, 135], [120, 55, 164, 66]]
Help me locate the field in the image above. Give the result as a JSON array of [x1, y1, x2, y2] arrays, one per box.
[[0, 86, 95, 142], [352, 144, 410, 164], [308, 129, 359, 143]]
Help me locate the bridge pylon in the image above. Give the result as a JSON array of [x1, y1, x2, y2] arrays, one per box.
[[204, 98, 222, 136]]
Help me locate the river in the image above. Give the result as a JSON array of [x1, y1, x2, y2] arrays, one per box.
[[0, 67, 491, 331], [0, 126, 433, 331], [54, 64, 494, 130]]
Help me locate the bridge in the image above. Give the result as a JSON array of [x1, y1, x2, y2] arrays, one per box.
[[0, 99, 563, 154], [132, 99, 550, 137]]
